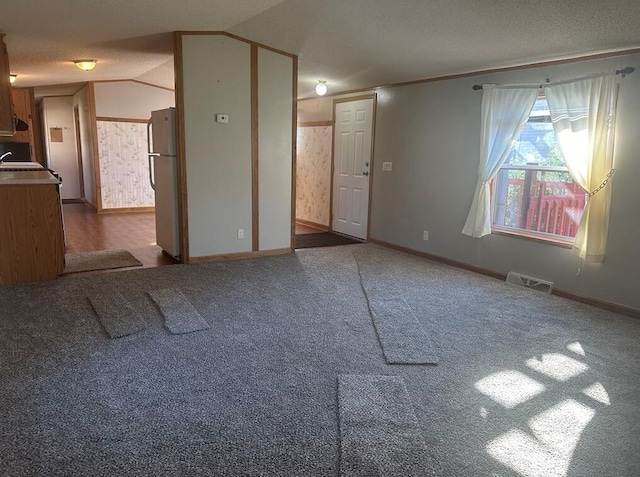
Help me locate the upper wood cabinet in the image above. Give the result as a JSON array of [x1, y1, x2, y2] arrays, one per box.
[[10, 88, 31, 143], [0, 34, 14, 136]]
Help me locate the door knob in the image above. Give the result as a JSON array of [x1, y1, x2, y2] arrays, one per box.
[[362, 171, 369, 176]]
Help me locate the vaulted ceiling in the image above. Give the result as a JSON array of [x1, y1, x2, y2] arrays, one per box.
[[3, 0, 640, 98]]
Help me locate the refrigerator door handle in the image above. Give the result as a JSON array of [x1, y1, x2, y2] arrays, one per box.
[[148, 153, 159, 190], [147, 119, 153, 154]]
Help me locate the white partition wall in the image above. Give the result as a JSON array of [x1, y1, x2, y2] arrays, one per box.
[[181, 34, 253, 258], [178, 33, 295, 261], [258, 48, 293, 251]]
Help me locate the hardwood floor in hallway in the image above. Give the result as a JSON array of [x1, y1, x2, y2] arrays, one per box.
[[63, 205, 330, 269], [295, 222, 327, 235], [62, 203, 177, 269]]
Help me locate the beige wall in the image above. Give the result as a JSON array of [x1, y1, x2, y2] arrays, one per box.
[[94, 81, 174, 119]]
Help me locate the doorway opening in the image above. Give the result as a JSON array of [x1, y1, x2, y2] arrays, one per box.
[[294, 94, 376, 249], [35, 79, 179, 272]]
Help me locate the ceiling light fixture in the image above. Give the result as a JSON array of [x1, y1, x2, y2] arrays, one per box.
[[9, 74, 16, 84], [315, 80, 328, 96], [73, 60, 97, 71]]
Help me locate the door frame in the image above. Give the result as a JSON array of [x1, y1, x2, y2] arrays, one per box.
[[73, 105, 86, 201], [330, 94, 377, 240]]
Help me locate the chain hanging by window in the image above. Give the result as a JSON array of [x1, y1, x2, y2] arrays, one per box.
[[585, 169, 615, 200]]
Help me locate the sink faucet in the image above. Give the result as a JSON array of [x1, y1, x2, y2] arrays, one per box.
[[0, 151, 12, 164]]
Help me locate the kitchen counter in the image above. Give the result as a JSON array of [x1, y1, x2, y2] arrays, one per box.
[[0, 173, 65, 285], [0, 169, 61, 184], [0, 161, 44, 169]]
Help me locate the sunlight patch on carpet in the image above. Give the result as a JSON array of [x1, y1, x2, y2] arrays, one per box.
[[487, 399, 595, 477], [475, 370, 545, 409], [525, 353, 588, 382]]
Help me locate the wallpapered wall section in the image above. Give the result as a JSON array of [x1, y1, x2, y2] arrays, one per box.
[[97, 121, 155, 209], [296, 125, 332, 227]]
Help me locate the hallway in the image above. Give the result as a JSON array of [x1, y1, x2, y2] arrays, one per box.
[[63, 204, 177, 269]]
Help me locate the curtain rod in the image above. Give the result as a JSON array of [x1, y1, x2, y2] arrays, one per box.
[[471, 66, 635, 90]]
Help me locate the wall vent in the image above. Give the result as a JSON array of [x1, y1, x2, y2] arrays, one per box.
[[506, 272, 554, 294]]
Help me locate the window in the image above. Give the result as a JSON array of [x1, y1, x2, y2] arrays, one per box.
[[491, 94, 586, 243]]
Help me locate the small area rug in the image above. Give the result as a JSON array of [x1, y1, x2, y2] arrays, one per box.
[[295, 232, 362, 249], [64, 249, 143, 274]]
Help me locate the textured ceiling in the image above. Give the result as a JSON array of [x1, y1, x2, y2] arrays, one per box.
[[1, 0, 284, 93], [3, 0, 640, 99]]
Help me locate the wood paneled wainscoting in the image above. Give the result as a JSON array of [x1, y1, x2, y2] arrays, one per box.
[[63, 203, 177, 268]]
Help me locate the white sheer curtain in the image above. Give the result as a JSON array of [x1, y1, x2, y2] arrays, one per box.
[[462, 86, 538, 237], [544, 74, 618, 262]]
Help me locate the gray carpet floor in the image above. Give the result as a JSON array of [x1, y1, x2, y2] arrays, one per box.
[[1, 244, 639, 476], [353, 249, 439, 364], [338, 374, 430, 476], [148, 287, 211, 334]]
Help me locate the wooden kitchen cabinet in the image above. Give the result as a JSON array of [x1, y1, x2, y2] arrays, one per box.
[[0, 181, 65, 285], [10, 88, 30, 143], [0, 88, 42, 163], [0, 34, 14, 136]]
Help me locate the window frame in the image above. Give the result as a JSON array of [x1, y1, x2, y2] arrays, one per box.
[[489, 94, 584, 247]]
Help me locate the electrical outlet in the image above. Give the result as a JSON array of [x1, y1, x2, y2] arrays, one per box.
[[423, 230, 429, 241], [382, 162, 392, 172], [237, 229, 244, 239]]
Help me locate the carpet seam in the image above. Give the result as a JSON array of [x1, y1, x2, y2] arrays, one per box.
[[352, 252, 390, 364]]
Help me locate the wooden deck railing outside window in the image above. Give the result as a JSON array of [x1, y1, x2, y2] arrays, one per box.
[[494, 166, 586, 238]]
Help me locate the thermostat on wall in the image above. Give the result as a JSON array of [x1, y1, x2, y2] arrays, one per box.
[[216, 114, 229, 123]]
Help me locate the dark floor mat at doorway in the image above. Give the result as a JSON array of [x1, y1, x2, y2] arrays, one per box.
[[295, 232, 362, 249]]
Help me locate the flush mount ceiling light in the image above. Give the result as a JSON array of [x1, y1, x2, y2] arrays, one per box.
[[9, 74, 16, 84], [73, 60, 97, 71], [315, 80, 328, 96]]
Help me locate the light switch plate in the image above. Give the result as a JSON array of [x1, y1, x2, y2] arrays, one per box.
[[216, 114, 229, 123], [382, 162, 392, 171]]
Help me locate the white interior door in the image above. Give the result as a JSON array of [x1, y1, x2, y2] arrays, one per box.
[[332, 98, 374, 240]]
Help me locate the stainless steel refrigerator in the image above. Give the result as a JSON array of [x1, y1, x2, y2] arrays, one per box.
[[147, 107, 180, 259]]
